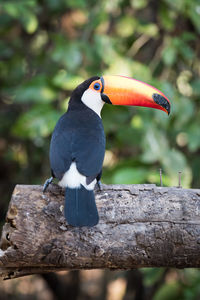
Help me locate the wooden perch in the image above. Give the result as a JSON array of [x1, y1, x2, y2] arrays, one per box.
[[0, 183, 200, 280]]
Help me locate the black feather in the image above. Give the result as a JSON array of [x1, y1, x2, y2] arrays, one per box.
[[65, 185, 99, 227]]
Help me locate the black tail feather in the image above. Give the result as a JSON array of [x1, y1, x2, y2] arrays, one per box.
[[65, 185, 99, 227]]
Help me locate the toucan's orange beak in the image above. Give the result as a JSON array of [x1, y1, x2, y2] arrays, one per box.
[[100, 75, 171, 115]]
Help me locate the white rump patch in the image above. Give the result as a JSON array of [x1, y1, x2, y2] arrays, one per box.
[[81, 89, 104, 117], [59, 162, 96, 190]]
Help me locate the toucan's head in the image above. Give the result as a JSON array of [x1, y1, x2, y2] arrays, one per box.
[[70, 75, 171, 116]]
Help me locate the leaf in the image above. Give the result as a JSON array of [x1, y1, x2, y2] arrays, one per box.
[[12, 104, 61, 139], [112, 167, 148, 184], [191, 79, 200, 96], [52, 70, 84, 90], [187, 123, 200, 152], [130, 0, 147, 9], [154, 282, 181, 300], [173, 96, 194, 128], [159, 3, 176, 30], [188, 3, 200, 33], [162, 45, 177, 66], [137, 23, 159, 37], [161, 149, 192, 187], [116, 17, 137, 38], [179, 43, 194, 60], [22, 13, 38, 34], [51, 38, 82, 71], [14, 76, 56, 103], [64, 0, 87, 9], [181, 32, 196, 42], [2, 2, 38, 33], [141, 127, 169, 163]]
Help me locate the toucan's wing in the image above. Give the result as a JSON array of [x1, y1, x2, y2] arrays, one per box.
[[49, 131, 72, 180], [72, 127, 105, 179], [49, 114, 73, 180]]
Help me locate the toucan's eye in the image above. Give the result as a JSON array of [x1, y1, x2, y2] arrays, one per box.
[[94, 82, 101, 91]]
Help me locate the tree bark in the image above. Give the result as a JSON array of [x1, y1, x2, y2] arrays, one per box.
[[0, 184, 200, 280]]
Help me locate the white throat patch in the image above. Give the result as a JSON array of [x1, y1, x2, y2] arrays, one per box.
[[81, 89, 105, 117]]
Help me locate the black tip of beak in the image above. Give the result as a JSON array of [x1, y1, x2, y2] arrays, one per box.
[[153, 93, 170, 115]]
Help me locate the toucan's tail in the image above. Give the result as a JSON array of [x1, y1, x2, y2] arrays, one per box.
[[65, 185, 99, 227]]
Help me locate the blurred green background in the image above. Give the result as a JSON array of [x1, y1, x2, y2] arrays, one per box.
[[0, 0, 200, 299]]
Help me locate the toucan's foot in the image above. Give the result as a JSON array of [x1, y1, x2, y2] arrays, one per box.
[[43, 177, 53, 193], [97, 180, 102, 191]]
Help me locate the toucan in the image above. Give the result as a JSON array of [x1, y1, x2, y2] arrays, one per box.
[[43, 75, 170, 227]]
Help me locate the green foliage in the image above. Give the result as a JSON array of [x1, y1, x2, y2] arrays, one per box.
[[12, 104, 61, 139], [0, 0, 200, 298], [112, 167, 148, 184]]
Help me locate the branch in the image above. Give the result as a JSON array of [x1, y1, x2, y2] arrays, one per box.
[[0, 184, 200, 280]]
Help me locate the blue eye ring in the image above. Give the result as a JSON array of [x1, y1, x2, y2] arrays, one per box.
[[94, 82, 101, 90]]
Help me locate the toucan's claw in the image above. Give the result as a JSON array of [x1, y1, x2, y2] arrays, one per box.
[[43, 177, 53, 193], [97, 180, 102, 191]]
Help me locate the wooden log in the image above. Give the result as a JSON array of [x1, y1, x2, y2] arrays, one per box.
[[0, 184, 200, 280]]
